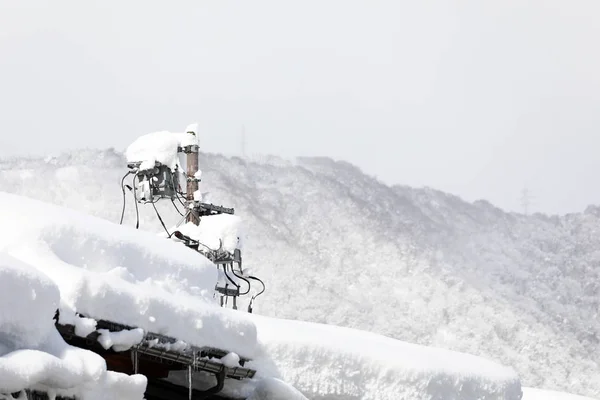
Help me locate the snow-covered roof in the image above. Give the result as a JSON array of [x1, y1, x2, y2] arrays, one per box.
[[0, 252, 147, 399], [0, 192, 257, 359]]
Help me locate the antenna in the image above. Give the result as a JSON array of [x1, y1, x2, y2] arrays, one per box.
[[521, 187, 533, 215]]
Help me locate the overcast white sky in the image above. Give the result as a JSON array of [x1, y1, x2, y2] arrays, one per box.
[[1, 1, 599, 214]]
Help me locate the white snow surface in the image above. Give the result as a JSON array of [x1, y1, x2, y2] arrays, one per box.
[[0, 253, 147, 399], [125, 128, 198, 171], [523, 388, 599, 400], [97, 328, 145, 352], [175, 214, 244, 252], [246, 378, 308, 400], [0, 191, 257, 360], [58, 311, 97, 337], [220, 352, 241, 368], [185, 123, 199, 137], [0, 253, 59, 349], [245, 315, 522, 400]]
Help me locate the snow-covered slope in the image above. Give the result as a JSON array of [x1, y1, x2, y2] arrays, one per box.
[[0, 191, 522, 399], [0, 149, 598, 397]]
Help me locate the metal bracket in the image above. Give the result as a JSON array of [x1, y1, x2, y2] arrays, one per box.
[[179, 145, 199, 154]]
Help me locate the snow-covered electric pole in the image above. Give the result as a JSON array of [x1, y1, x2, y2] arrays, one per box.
[[184, 126, 200, 225]]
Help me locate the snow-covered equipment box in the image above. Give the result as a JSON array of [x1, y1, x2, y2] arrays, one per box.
[[126, 160, 180, 202]]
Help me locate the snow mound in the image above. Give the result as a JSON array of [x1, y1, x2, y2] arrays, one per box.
[[125, 128, 198, 171], [0, 253, 146, 399], [523, 388, 599, 400], [0, 191, 257, 359], [0, 253, 59, 349], [175, 214, 244, 252], [248, 315, 522, 400], [97, 328, 145, 352]]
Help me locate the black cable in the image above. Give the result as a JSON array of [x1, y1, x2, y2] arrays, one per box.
[[132, 174, 140, 229], [119, 171, 133, 225], [230, 264, 251, 295], [152, 200, 171, 237], [169, 171, 181, 201], [249, 276, 266, 297], [175, 191, 192, 223], [193, 239, 218, 253], [222, 265, 240, 290], [171, 198, 184, 216], [246, 276, 266, 314], [140, 196, 161, 205], [176, 191, 187, 208]]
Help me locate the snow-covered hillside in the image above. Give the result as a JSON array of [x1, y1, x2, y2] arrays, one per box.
[[0, 149, 598, 397], [523, 388, 599, 400]]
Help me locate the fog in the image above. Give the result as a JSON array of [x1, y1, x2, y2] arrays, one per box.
[[1, 0, 599, 214]]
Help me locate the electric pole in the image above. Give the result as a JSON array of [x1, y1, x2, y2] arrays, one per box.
[[241, 125, 247, 159], [521, 187, 532, 215], [184, 128, 200, 225]]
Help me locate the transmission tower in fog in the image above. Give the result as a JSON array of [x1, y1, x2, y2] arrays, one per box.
[[241, 125, 247, 158], [521, 188, 533, 215]]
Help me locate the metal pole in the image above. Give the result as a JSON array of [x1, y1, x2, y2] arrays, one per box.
[[133, 348, 139, 374], [184, 143, 199, 225], [188, 363, 193, 400]]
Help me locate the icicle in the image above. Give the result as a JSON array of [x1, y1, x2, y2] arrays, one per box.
[[188, 363, 193, 400]]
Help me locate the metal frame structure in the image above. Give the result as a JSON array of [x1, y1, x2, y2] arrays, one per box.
[[52, 314, 256, 400], [121, 142, 265, 313], [56, 319, 255, 379]]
